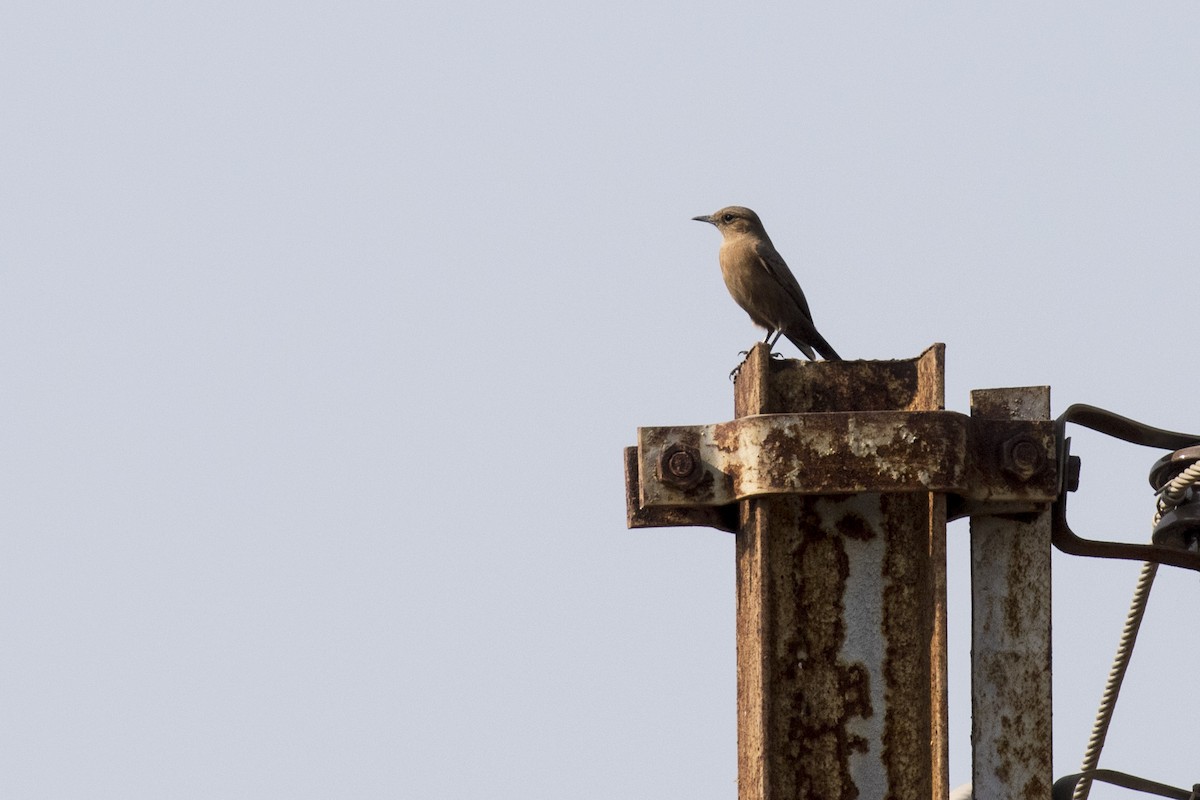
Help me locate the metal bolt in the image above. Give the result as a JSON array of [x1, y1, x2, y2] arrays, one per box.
[[1001, 434, 1046, 481], [668, 449, 695, 478], [658, 443, 704, 490]]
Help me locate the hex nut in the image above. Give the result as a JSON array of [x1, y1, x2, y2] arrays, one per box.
[[1001, 434, 1046, 481]]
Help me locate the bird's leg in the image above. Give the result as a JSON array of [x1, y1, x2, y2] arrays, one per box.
[[734, 328, 787, 379], [765, 329, 785, 359]]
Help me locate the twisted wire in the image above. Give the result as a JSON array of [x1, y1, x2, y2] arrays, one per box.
[[1073, 461, 1200, 800], [1071, 559, 1158, 800], [1156, 462, 1200, 522]]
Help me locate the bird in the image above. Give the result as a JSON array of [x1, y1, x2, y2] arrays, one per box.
[[693, 206, 841, 361]]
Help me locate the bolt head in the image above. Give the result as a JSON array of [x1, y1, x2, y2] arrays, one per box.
[[667, 449, 695, 478], [1001, 434, 1047, 481], [658, 443, 704, 490]]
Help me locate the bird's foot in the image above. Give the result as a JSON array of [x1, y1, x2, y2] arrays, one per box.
[[730, 349, 755, 382]]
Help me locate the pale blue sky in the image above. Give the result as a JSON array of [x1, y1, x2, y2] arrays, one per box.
[[3, 2, 1199, 797]]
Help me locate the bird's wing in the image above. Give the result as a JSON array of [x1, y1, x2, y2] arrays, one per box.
[[755, 240, 815, 322]]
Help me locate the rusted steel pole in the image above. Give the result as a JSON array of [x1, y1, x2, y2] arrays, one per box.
[[969, 388, 1053, 799], [732, 344, 949, 800]]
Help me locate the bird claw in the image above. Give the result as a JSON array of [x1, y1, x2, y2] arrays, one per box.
[[730, 349, 785, 379], [730, 349, 755, 381]]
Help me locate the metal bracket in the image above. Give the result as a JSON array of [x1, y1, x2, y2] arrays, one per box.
[[1052, 769, 1196, 800], [625, 410, 1059, 530], [1052, 404, 1200, 573]]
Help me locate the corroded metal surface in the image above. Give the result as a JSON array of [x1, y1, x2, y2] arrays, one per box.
[[633, 412, 1058, 512], [970, 387, 1053, 800], [623, 344, 1065, 797], [734, 342, 946, 415], [733, 344, 947, 800], [624, 446, 737, 532]]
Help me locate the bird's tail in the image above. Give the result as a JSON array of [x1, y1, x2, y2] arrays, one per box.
[[813, 335, 841, 361], [785, 329, 841, 361]]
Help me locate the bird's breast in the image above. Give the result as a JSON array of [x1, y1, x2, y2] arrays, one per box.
[[719, 240, 765, 294], [718, 238, 775, 328], [718, 236, 799, 330]]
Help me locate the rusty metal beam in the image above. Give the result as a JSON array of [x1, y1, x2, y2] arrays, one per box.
[[732, 344, 948, 800], [970, 388, 1053, 800], [623, 346, 1066, 797]]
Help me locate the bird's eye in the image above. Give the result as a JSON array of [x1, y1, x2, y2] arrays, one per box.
[[722, 213, 735, 223]]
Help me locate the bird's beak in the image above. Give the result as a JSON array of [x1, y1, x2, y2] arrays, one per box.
[[692, 215, 715, 225]]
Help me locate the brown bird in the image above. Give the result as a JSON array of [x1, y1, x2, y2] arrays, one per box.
[[693, 206, 841, 361]]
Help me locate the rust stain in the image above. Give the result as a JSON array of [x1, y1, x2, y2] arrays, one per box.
[[759, 351, 939, 415], [880, 493, 935, 800], [713, 420, 740, 453], [1002, 518, 1049, 639], [731, 345, 948, 800], [836, 511, 874, 542], [754, 498, 886, 800]]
